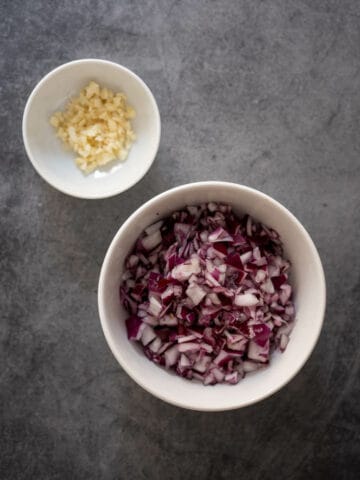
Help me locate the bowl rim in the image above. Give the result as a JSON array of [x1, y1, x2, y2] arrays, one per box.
[[98, 181, 326, 411], [22, 58, 161, 199]]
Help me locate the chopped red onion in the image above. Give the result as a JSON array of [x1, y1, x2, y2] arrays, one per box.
[[234, 293, 259, 307], [141, 325, 157, 346], [120, 203, 296, 386], [142, 230, 162, 251]]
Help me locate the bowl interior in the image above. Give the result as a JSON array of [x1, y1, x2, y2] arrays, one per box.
[[99, 183, 325, 410], [23, 60, 160, 198]]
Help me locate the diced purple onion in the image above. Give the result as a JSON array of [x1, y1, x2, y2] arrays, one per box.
[[120, 203, 296, 386]]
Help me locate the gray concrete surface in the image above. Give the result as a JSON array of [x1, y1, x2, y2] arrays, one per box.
[[1, 1, 359, 479]]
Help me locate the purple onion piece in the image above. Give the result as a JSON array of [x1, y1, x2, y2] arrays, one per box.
[[120, 203, 296, 386]]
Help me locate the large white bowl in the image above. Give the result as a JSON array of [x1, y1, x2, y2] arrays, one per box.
[[98, 182, 326, 411], [22, 59, 161, 199]]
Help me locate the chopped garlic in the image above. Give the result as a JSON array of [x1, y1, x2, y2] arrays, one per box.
[[50, 81, 136, 174]]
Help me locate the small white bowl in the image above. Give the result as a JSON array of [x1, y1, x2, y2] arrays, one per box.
[[22, 59, 161, 199], [98, 182, 326, 411]]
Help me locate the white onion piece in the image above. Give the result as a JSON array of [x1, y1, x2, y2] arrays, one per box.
[[148, 295, 163, 317], [178, 342, 201, 354], [159, 314, 178, 326], [179, 354, 192, 369], [141, 325, 157, 346], [225, 371, 239, 384], [248, 340, 270, 363], [142, 230, 162, 251], [193, 355, 211, 373], [164, 345, 180, 368], [243, 360, 264, 373], [145, 220, 163, 236], [240, 251, 252, 264], [171, 257, 201, 281], [149, 336, 162, 353], [234, 293, 259, 307], [280, 334, 290, 351], [186, 283, 207, 306], [177, 334, 198, 343], [212, 368, 225, 382]]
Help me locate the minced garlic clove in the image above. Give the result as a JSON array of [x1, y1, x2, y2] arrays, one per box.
[[50, 81, 136, 174]]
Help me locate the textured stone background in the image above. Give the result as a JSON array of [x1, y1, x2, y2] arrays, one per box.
[[1, 1, 359, 479]]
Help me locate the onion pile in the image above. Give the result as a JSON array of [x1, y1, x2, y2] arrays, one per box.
[[120, 203, 295, 385]]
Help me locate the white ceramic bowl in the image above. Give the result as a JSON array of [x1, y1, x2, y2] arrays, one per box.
[[98, 182, 326, 411], [22, 59, 161, 199]]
